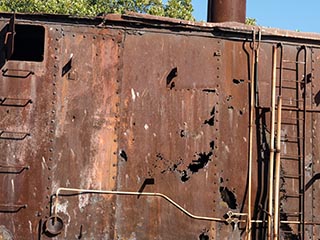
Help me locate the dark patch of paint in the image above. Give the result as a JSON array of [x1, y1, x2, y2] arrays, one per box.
[[188, 151, 213, 173], [202, 89, 216, 93], [156, 153, 164, 160], [180, 170, 190, 182], [180, 129, 186, 138], [233, 79, 244, 84], [119, 150, 127, 161], [204, 106, 215, 126], [210, 140, 215, 150], [166, 67, 177, 90], [199, 232, 209, 240], [219, 186, 238, 209], [315, 90, 320, 106]]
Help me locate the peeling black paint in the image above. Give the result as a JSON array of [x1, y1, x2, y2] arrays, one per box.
[[166, 67, 177, 90], [180, 129, 186, 138], [233, 78, 244, 84], [180, 170, 190, 182], [119, 150, 128, 161], [188, 151, 213, 173], [199, 232, 209, 240], [156, 153, 164, 160], [204, 106, 215, 126], [219, 186, 238, 209], [210, 140, 215, 150], [202, 88, 216, 93]]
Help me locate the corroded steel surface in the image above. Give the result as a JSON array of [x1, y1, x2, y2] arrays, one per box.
[[0, 12, 320, 240], [208, 0, 246, 23]]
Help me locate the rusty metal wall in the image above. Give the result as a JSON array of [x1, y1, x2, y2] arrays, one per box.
[[0, 13, 320, 240]]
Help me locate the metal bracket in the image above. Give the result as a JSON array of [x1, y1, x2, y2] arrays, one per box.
[[5, 13, 16, 60]]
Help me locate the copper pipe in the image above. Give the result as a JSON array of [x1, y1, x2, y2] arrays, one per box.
[[267, 45, 278, 240], [273, 97, 282, 240], [207, 0, 246, 23]]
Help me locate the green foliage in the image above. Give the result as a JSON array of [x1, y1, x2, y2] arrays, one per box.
[[246, 17, 257, 26], [0, 0, 193, 20]]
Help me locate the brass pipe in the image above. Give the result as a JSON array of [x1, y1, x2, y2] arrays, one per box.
[[274, 96, 282, 240], [267, 45, 277, 240], [246, 30, 257, 240], [53, 187, 226, 222]]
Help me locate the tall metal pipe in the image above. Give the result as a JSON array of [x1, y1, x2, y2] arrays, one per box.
[[207, 0, 246, 23]]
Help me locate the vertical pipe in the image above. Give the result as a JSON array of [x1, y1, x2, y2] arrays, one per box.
[[274, 96, 282, 240], [246, 31, 256, 240], [267, 45, 277, 240], [207, 0, 246, 23], [302, 46, 307, 240]]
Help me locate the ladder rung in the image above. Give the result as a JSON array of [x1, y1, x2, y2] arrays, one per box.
[[282, 60, 306, 64], [282, 79, 304, 83], [278, 122, 299, 126], [282, 154, 303, 159], [282, 174, 300, 179], [281, 104, 305, 109], [282, 117, 305, 121], [281, 67, 297, 72], [286, 194, 302, 198], [280, 107, 306, 112], [277, 85, 297, 90], [282, 136, 304, 140], [281, 156, 300, 161], [282, 98, 305, 102], [280, 139, 299, 143], [284, 212, 302, 217]]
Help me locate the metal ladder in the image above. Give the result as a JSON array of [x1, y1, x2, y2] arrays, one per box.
[[274, 44, 307, 239]]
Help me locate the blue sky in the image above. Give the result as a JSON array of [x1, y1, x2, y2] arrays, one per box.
[[192, 0, 320, 33]]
